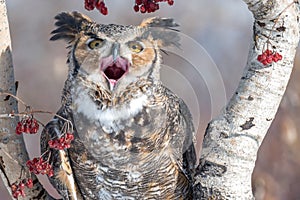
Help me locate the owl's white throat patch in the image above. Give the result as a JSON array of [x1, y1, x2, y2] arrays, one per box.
[[73, 86, 148, 132]]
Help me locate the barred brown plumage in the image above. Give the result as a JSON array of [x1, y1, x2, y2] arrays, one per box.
[[40, 11, 196, 199]]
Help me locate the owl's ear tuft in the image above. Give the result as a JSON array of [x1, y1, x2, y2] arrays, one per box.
[[140, 17, 180, 48], [139, 17, 179, 29], [50, 11, 93, 43]]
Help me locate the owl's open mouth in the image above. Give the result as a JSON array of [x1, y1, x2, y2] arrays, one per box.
[[104, 65, 126, 80], [100, 56, 129, 87]]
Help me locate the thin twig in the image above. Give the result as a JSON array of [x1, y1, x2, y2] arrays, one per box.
[[0, 111, 70, 125], [263, 1, 298, 50], [0, 91, 27, 107]]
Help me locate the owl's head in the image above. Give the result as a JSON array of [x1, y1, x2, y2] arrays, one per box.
[[51, 11, 179, 92]]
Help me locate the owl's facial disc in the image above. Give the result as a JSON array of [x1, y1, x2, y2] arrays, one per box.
[[100, 56, 129, 89]]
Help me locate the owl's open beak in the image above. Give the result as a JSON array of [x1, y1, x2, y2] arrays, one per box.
[[100, 55, 129, 90]]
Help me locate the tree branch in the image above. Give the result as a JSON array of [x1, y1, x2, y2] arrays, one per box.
[[196, 0, 299, 198], [0, 1, 55, 199]]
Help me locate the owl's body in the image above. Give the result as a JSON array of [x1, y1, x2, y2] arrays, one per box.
[[41, 12, 196, 199]]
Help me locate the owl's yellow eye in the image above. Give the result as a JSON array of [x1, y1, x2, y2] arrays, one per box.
[[87, 38, 104, 49], [128, 41, 144, 53]]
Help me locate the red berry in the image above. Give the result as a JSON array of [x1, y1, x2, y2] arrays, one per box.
[[84, 0, 175, 14], [48, 169, 54, 177], [140, 5, 146, 13], [11, 180, 28, 199], [15, 122, 24, 135], [147, 2, 159, 12], [13, 190, 20, 198], [262, 60, 268, 65], [59, 137, 65, 143], [100, 6, 108, 15], [261, 53, 267, 61], [26, 160, 32, 166], [265, 49, 272, 55], [95, 1, 104, 9], [257, 49, 283, 66], [24, 125, 30, 133], [136, 0, 142, 5], [85, 4, 95, 11], [26, 157, 53, 176], [18, 182, 25, 190], [84, 0, 96, 10], [16, 117, 39, 135], [48, 140, 54, 147], [134, 5, 139, 12], [272, 56, 279, 62], [30, 127, 37, 134], [20, 189, 26, 197], [168, 0, 174, 5], [266, 56, 273, 64], [48, 133, 73, 150], [26, 179, 33, 189], [257, 55, 263, 62], [132, 0, 172, 13], [92, 0, 108, 15], [274, 52, 282, 61], [29, 118, 39, 134], [11, 183, 18, 192], [66, 133, 74, 141]]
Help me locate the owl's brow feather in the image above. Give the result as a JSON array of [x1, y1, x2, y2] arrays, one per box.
[[84, 32, 99, 38]]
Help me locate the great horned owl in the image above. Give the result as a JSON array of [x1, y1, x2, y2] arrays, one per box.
[[41, 11, 196, 200]]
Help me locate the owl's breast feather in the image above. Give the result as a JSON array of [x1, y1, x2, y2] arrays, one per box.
[[72, 85, 149, 132]]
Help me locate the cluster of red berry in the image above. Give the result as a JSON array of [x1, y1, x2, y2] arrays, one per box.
[[84, 0, 108, 15], [48, 133, 74, 150], [26, 157, 54, 177], [257, 49, 283, 65], [15, 117, 39, 135], [83, 0, 175, 14], [11, 178, 33, 199], [134, 0, 174, 13]]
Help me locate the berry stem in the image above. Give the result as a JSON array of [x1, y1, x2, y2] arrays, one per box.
[[258, 1, 297, 49], [0, 91, 28, 108], [18, 166, 25, 180], [61, 120, 74, 135], [40, 150, 50, 158], [0, 92, 72, 127], [46, 151, 52, 162]]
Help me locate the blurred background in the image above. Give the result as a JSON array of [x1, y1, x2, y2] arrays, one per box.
[[1, 0, 300, 199]]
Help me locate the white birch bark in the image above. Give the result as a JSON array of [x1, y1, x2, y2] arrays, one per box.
[[0, 1, 54, 199], [196, 0, 300, 199]]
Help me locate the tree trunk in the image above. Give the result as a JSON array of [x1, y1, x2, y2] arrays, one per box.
[[0, 1, 54, 199], [196, 0, 299, 199]]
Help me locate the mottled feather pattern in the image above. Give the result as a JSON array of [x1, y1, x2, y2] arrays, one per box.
[[139, 17, 181, 48], [50, 12, 92, 42], [41, 11, 196, 199]]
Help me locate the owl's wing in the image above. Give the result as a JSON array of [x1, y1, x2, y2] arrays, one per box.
[[178, 98, 197, 182], [165, 88, 196, 187], [40, 107, 80, 200]]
